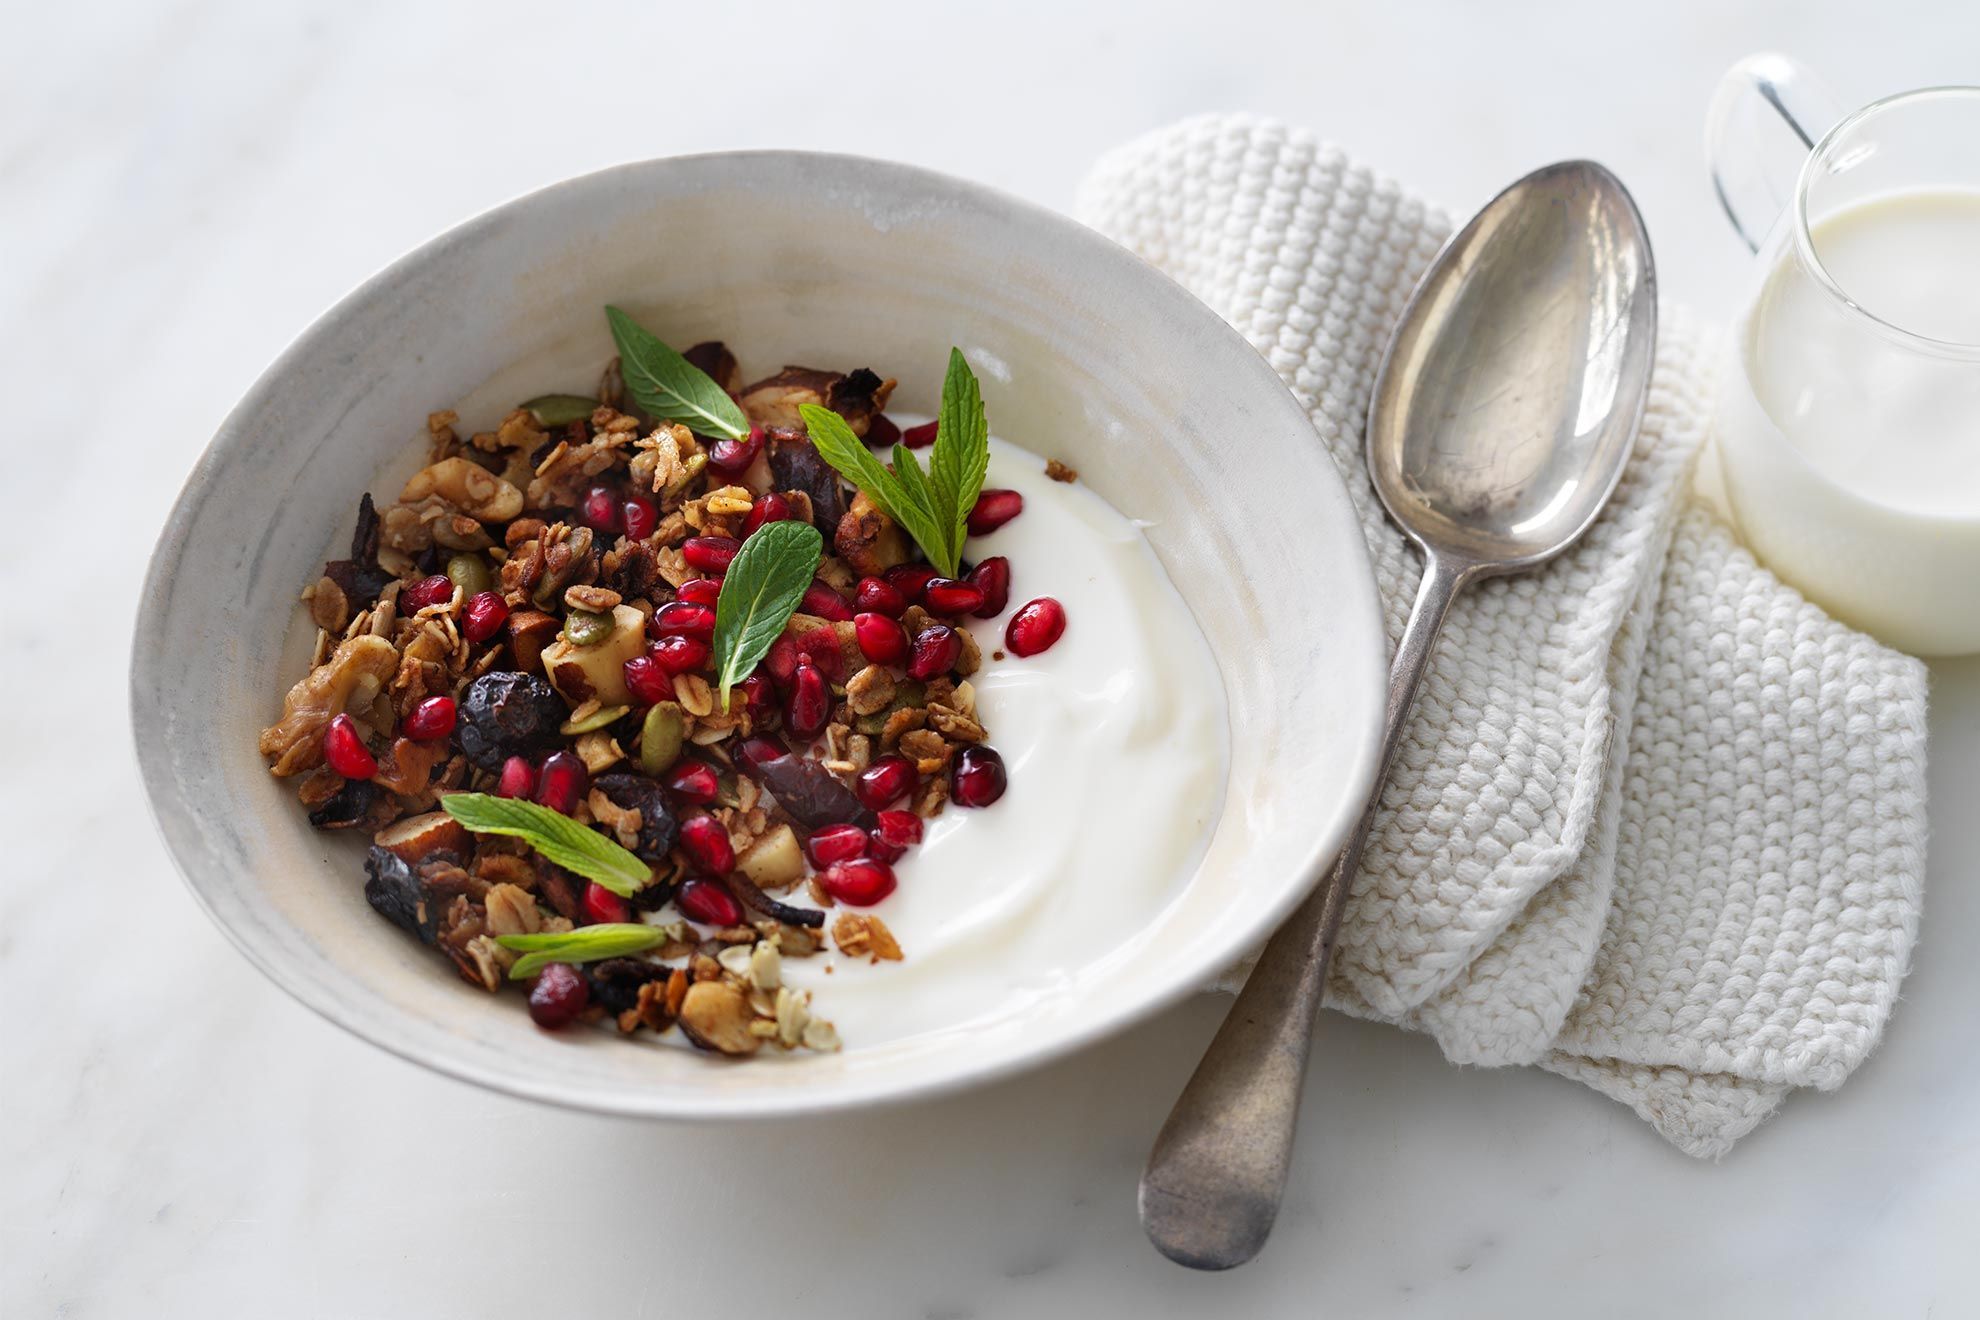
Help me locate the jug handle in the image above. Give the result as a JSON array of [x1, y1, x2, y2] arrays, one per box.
[[1705, 53, 1846, 252]]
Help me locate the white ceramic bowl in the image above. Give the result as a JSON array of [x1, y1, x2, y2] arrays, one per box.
[[132, 151, 1387, 1118]]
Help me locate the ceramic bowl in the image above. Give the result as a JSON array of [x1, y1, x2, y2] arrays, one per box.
[[132, 151, 1387, 1117]]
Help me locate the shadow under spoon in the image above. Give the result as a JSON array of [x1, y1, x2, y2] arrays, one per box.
[[1139, 159, 1660, 1270]]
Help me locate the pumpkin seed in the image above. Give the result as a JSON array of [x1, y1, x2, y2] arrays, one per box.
[[637, 701, 686, 774], [520, 393, 598, 427], [445, 552, 492, 598], [560, 704, 629, 736], [564, 609, 612, 647]]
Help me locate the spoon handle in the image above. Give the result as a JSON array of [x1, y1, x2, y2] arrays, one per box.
[[1138, 552, 1472, 1270]]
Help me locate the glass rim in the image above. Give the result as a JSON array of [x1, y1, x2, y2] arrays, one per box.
[[1793, 84, 1980, 361]]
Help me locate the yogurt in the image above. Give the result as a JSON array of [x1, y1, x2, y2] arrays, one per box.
[[777, 438, 1230, 1047]]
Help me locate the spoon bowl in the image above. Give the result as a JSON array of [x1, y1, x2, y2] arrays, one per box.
[[1140, 160, 1657, 1271], [1370, 161, 1655, 569]]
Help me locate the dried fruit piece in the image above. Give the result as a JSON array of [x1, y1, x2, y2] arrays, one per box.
[[458, 671, 567, 771], [756, 755, 873, 828], [592, 772, 680, 860]]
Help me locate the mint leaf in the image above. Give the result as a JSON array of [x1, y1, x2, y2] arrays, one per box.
[[930, 348, 990, 567], [800, 402, 958, 576], [495, 924, 668, 979], [604, 306, 749, 440], [712, 519, 822, 709], [440, 793, 652, 896]]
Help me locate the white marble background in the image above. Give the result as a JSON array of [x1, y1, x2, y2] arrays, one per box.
[[5, 2, 1978, 1316]]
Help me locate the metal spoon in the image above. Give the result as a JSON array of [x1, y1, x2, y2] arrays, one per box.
[[1139, 160, 1657, 1270]]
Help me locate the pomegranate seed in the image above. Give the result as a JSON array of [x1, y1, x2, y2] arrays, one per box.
[[579, 485, 624, 535], [527, 963, 589, 1029], [677, 878, 743, 927], [462, 590, 509, 642], [883, 563, 939, 603], [1006, 597, 1067, 657], [737, 673, 779, 728], [534, 751, 588, 814], [647, 634, 710, 676], [805, 822, 869, 866], [794, 625, 845, 681], [582, 881, 630, 925], [853, 612, 910, 666], [402, 694, 456, 741], [866, 830, 905, 864], [966, 489, 1025, 535], [682, 536, 742, 573], [855, 576, 907, 617], [622, 495, 659, 541], [901, 420, 939, 448], [922, 578, 986, 616], [875, 809, 923, 848], [866, 412, 901, 448], [968, 557, 1010, 618], [677, 578, 722, 606], [801, 581, 853, 622], [401, 574, 454, 613], [666, 760, 720, 803], [786, 663, 831, 740], [907, 625, 962, 681], [679, 814, 735, 876], [735, 735, 790, 774], [707, 428, 763, 477], [856, 755, 916, 809], [322, 713, 377, 779], [496, 755, 537, 799], [743, 492, 793, 535], [650, 601, 716, 640], [818, 858, 897, 906], [952, 745, 1007, 808], [763, 635, 800, 686], [623, 654, 673, 705]]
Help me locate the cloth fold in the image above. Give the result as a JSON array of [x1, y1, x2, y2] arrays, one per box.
[[1076, 115, 1929, 1158]]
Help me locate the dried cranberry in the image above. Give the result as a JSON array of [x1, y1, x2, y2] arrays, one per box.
[[883, 563, 939, 603], [855, 576, 907, 617], [528, 963, 590, 1029], [744, 492, 793, 536], [682, 536, 741, 573], [952, 745, 1007, 808], [582, 881, 630, 925], [801, 581, 853, 621], [856, 755, 916, 810], [818, 858, 897, 906], [707, 428, 764, 477], [591, 773, 680, 860], [676, 578, 722, 606], [647, 634, 710, 676], [968, 557, 1010, 618], [579, 485, 624, 535], [534, 751, 588, 814], [907, 625, 962, 681], [402, 695, 456, 742], [853, 612, 910, 666], [323, 714, 377, 780], [677, 877, 743, 926], [462, 590, 509, 642], [922, 578, 986, 617], [622, 495, 659, 541], [785, 663, 831, 740], [806, 822, 870, 866], [679, 814, 735, 875], [666, 759, 720, 803], [1006, 597, 1066, 656], [401, 574, 455, 613], [650, 601, 716, 640], [496, 755, 537, 799], [866, 412, 901, 448], [901, 420, 939, 449], [965, 489, 1024, 536]]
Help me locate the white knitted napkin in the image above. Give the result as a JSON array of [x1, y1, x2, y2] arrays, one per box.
[[1077, 115, 1930, 1158]]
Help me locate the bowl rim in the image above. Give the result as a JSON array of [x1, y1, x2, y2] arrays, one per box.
[[131, 147, 1389, 1118]]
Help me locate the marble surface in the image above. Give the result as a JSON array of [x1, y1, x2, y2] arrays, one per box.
[[5, 2, 1977, 1315]]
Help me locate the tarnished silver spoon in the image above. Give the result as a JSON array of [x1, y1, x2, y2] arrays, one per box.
[[1139, 160, 1657, 1270]]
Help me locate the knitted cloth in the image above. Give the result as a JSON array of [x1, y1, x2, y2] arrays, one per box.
[[1076, 115, 1930, 1159]]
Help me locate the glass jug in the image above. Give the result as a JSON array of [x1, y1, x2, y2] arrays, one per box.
[[1706, 53, 1980, 656]]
